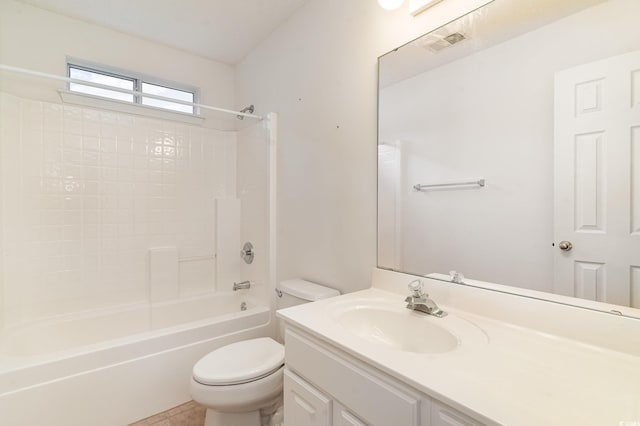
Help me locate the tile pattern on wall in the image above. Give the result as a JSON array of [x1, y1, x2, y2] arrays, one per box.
[[0, 92, 237, 325]]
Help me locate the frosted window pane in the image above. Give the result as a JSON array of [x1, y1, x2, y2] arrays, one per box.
[[69, 67, 134, 103], [142, 82, 194, 114]]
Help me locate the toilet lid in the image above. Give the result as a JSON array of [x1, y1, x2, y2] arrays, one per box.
[[193, 337, 285, 386]]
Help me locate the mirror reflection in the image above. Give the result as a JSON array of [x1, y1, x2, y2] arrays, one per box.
[[377, 0, 640, 315]]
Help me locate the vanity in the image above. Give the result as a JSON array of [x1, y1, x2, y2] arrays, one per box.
[[277, 268, 640, 426], [282, 329, 477, 426]]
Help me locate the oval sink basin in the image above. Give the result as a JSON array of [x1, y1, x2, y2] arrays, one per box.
[[336, 307, 459, 354]]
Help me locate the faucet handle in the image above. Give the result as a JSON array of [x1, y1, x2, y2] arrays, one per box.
[[408, 279, 424, 297], [449, 270, 464, 284]]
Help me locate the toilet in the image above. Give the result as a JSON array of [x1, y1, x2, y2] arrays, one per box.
[[190, 279, 340, 426]]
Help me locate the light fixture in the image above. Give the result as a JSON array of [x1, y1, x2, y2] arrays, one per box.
[[409, 0, 444, 16], [378, 0, 405, 11]]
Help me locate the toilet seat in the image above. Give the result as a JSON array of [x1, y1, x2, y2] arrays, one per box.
[[193, 337, 284, 386]]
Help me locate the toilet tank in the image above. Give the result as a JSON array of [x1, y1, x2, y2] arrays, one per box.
[[276, 279, 340, 341], [276, 279, 340, 310]]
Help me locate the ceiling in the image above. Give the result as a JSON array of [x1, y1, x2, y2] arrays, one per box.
[[20, 0, 310, 64]]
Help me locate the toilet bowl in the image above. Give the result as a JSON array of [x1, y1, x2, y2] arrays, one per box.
[[190, 337, 284, 426], [190, 279, 339, 426]]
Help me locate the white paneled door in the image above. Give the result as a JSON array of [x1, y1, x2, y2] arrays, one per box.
[[554, 50, 640, 307]]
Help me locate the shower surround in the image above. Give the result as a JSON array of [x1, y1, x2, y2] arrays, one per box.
[[0, 92, 243, 324], [0, 91, 273, 424]]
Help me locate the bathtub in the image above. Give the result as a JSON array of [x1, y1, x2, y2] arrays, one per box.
[[0, 292, 271, 426]]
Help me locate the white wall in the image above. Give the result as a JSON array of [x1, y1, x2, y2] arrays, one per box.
[[235, 0, 491, 294], [0, 0, 235, 130], [379, 0, 640, 292]]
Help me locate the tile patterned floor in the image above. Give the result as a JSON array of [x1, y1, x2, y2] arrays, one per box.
[[128, 400, 205, 426]]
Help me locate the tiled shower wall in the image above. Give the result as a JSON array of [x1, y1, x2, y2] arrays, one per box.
[[0, 92, 237, 326]]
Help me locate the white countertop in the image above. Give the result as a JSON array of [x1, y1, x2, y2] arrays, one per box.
[[277, 285, 640, 426]]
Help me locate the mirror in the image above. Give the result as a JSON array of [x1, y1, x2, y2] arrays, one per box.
[[377, 0, 640, 317]]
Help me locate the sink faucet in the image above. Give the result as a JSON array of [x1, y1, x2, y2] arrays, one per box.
[[233, 280, 252, 291], [404, 279, 447, 318]]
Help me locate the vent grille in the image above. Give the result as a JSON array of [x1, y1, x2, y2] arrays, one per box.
[[418, 32, 467, 53]]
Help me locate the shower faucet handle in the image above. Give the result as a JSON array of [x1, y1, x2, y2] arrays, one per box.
[[240, 242, 254, 264], [239, 247, 253, 257]]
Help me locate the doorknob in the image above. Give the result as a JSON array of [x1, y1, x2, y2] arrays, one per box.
[[558, 240, 573, 251]]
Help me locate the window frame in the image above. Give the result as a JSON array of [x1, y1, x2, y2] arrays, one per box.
[[66, 58, 200, 115]]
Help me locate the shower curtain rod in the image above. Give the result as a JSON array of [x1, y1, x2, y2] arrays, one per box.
[[0, 63, 263, 120]]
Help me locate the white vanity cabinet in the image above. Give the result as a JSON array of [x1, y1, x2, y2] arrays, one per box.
[[283, 369, 332, 426], [283, 369, 367, 426], [283, 327, 484, 426], [332, 402, 368, 426], [431, 401, 484, 426]]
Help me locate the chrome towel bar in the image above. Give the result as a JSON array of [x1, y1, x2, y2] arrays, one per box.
[[413, 179, 485, 191]]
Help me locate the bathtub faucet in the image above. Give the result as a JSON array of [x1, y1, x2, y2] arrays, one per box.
[[233, 280, 252, 291]]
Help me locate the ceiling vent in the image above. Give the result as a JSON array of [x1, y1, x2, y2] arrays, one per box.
[[418, 32, 467, 53], [444, 32, 466, 44]]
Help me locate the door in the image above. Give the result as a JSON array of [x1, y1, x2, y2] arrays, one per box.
[[554, 50, 640, 307]]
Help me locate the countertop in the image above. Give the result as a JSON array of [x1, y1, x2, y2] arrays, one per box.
[[277, 286, 640, 426]]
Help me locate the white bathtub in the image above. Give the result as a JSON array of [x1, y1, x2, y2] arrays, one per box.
[[0, 292, 271, 426]]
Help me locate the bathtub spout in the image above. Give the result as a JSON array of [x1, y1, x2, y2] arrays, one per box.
[[233, 280, 252, 291]]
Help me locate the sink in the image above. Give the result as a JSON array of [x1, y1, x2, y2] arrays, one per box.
[[335, 307, 460, 354]]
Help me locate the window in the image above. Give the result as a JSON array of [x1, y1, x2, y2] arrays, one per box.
[[140, 82, 194, 114], [69, 66, 135, 103], [67, 62, 197, 115]]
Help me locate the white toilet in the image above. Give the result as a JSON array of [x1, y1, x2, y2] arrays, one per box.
[[190, 279, 340, 426]]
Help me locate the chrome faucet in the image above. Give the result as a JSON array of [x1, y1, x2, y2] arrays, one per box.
[[233, 280, 252, 291], [404, 279, 447, 318]]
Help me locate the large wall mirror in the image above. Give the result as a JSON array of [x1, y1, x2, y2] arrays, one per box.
[[377, 0, 640, 318]]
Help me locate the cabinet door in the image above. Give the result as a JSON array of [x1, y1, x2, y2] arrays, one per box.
[[431, 401, 484, 426], [333, 402, 368, 426], [286, 329, 421, 426], [284, 369, 331, 426]]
